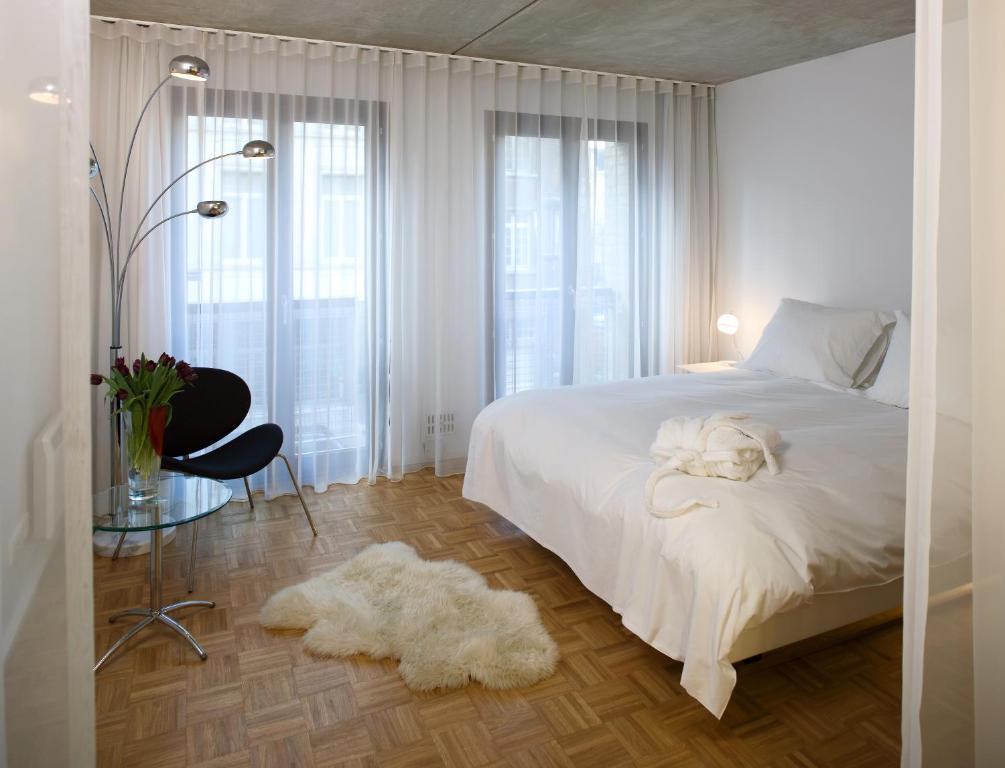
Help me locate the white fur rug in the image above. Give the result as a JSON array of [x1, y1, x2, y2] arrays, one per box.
[[260, 542, 559, 690]]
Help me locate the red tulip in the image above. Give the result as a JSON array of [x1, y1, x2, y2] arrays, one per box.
[[90, 374, 103, 385], [132, 359, 141, 374], [158, 353, 172, 366], [114, 357, 130, 376], [175, 361, 198, 383], [145, 359, 156, 373], [115, 389, 129, 400], [148, 406, 167, 456]]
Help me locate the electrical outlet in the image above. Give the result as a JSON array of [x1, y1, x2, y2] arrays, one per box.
[[438, 412, 455, 435], [424, 412, 455, 438]]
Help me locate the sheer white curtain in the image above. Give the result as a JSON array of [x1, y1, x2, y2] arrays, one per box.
[[90, 18, 717, 495], [903, 0, 1005, 764]]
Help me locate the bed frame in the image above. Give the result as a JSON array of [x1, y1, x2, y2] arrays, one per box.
[[728, 578, 903, 662], [728, 553, 973, 662]]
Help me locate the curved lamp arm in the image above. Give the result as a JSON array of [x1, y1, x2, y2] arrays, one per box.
[[116, 207, 195, 300], [89, 148, 118, 335], [90, 143, 113, 241], [114, 74, 173, 264], [126, 150, 241, 258], [89, 188, 114, 274], [116, 201, 228, 297]]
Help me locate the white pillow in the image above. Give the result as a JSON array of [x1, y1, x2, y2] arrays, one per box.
[[854, 321, 896, 389], [740, 299, 895, 388], [865, 311, 910, 408]]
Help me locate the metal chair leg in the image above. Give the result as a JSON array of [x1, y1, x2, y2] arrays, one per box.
[[111, 531, 126, 560], [187, 520, 198, 593], [277, 452, 318, 536], [243, 476, 255, 509]]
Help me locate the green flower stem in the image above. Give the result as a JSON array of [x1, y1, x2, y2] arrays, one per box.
[[126, 406, 160, 477]]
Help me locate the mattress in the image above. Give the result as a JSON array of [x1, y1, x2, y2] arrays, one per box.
[[462, 368, 907, 717]]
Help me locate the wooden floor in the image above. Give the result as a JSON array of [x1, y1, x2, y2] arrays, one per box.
[[94, 471, 901, 767]]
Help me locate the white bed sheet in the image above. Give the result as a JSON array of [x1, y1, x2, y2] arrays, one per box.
[[462, 368, 907, 717]]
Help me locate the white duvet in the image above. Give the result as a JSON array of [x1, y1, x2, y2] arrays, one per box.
[[462, 368, 907, 717]]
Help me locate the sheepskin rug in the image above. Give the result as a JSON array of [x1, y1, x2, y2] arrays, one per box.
[[260, 542, 559, 690]]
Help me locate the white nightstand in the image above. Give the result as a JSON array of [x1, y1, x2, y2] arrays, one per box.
[[675, 360, 737, 374]]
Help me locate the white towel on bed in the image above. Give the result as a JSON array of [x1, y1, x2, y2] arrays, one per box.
[[646, 412, 781, 517]]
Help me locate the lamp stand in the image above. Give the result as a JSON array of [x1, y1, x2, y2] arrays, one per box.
[[89, 55, 274, 492], [89, 54, 275, 557]]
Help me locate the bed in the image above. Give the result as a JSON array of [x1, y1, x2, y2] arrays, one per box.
[[462, 367, 907, 717]]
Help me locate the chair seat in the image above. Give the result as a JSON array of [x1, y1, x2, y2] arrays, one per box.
[[162, 423, 284, 481]]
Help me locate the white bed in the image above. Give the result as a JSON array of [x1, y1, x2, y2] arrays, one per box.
[[462, 367, 907, 717]]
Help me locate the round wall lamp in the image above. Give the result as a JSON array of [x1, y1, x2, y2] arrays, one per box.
[[716, 313, 739, 336]]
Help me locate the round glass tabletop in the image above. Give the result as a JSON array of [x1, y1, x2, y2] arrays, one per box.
[[93, 475, 233, 533]]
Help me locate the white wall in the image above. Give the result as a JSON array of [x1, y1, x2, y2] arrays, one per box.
[[716, 34, 915, 356], [0, 0, 94, 762]]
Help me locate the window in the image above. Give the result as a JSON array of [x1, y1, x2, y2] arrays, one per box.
[[184, 115, 269, 304], [171, 88, 385, 474], [292, 121, 367, 300], [491, 113, 645, 397]]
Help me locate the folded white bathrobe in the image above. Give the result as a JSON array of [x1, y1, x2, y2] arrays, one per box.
[[646, 412, 781, 517]]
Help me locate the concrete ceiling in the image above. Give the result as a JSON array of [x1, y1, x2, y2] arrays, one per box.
[[90, 0, 914, 84]]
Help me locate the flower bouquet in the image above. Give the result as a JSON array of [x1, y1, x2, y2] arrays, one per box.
[[92, 353, 198, 501]]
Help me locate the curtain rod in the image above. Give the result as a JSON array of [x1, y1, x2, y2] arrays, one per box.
[[91, 15, 715, 90]]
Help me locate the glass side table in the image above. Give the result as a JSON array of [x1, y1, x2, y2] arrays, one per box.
[[92, 475, 232, 672]]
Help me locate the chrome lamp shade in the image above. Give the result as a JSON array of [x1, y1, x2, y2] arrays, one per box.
[[196, 200, 228, 218], [169, 55, 210, 82], [241, 140, 275, 159]]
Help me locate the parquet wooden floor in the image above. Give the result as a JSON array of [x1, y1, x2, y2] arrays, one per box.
[[94, 470, 901, 767]]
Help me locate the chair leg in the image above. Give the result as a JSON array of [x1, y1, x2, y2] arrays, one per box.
[[111, 531, 127, 560], [277, 452, 318, 536], [243, 476, 255, 509], [187, 520, 199, 593]]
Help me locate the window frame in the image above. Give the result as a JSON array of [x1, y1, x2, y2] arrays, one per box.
[[486, 110, 650, 398], [168, 85, 389, 465]]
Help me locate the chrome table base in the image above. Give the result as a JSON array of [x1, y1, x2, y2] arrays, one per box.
[[94, 525, 214, 672]]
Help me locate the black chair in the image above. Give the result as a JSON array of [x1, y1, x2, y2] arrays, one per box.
[[114, 367, 318, 591]]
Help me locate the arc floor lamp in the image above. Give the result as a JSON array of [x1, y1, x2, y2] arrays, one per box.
[[89, 54, 275, 490]]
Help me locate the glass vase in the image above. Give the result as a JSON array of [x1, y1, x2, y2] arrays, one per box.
[[123, 406, 166, 503]]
